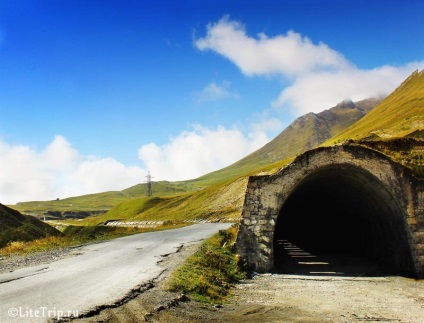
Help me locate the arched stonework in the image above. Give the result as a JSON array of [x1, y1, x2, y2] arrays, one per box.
[[236, 144, 424, 278]]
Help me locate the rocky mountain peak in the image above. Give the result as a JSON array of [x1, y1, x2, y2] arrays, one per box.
[[334, 99, 357, 109]]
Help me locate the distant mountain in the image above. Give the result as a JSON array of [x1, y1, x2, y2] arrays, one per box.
[[196, 97, 382, 183], [253, 97, 382, 162], [325, 69, 424, 144], [0, 203, 62, 248]]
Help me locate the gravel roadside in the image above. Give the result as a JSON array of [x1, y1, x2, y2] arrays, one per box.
[[0, 247, 75, 274]]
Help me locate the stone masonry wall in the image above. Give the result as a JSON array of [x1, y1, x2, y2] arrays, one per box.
[[236, 144, 424, 277]]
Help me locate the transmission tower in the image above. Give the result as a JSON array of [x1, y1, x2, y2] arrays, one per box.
[[146, 171, 154, 196]]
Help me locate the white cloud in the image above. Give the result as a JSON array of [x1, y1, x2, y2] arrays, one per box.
[[248, 111, 284, 146], [194, 80, 239, 103], [195, 15, 351, 78], [195, 16, 424, 116], [64, 158, 144, 197], [138, 123, 273, 181], [0, 135, 145, 205], [272, 64, 423, 114], [0, 124, 277, 205]]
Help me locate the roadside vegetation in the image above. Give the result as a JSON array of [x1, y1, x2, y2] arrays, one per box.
[[166, 224, 248, 304]]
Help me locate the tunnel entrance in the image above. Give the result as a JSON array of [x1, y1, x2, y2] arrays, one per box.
[[273, 165, 416, 277]]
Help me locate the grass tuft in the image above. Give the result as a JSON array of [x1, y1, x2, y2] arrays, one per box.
[[167, 224, 247, 304]]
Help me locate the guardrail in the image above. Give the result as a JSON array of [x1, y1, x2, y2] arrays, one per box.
[[105, 218, 236, 227]]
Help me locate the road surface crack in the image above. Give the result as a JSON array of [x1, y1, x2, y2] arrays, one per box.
[[0, 266, 50, 284], [57, 271, 166, 322]]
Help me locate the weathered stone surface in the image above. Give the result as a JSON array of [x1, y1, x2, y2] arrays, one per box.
[[236, 143, 424, 278]]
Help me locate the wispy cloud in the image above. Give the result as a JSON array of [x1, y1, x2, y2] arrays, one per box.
[[271, 64, 420, 115], [164, 38, 181, 48], [195, 15, 424, 115], [195, 15, 350, 78], [194, 80, 239, 104]]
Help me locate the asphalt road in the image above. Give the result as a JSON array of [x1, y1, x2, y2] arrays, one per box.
[[0, 223, 232, 323]]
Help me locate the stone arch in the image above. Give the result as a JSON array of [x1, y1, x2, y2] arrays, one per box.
[[236, 144, 424, 278]]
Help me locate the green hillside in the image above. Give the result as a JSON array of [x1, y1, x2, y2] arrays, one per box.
[[0, 203, 62, 248], [80, 158, 291, 225], [11, 180, 199, 216], [321, 69, 423, 177]]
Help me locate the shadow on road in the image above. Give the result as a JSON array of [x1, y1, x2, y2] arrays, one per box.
[[273, 239, 388, 277]]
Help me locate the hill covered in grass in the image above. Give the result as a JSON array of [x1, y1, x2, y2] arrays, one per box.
[[11, 180, 199, 217], [79, 158, 291, 226], [0, 203, 62, 248]]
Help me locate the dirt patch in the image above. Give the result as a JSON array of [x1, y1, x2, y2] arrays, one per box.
[[218, 274, 424, 323]]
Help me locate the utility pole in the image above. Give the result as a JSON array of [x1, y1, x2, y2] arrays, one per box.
[[146, 171, 154, 196]]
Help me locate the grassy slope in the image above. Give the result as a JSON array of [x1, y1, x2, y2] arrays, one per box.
[[0, 203, 62, 248], [167, 224, 246, 304], [10, 180, 199, 215], [320, 69, 423, 177], [76, 158, 291, 226]]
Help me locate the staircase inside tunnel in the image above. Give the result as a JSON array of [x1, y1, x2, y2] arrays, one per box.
[[273, 165, 416, 277]]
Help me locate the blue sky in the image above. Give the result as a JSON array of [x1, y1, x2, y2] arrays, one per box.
[[0, 0, 423, 204]]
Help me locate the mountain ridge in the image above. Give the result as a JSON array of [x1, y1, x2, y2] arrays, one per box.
[[195, 96, 383, 184]]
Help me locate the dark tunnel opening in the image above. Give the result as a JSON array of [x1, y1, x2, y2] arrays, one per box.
[[273, 165, 417, 278]]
